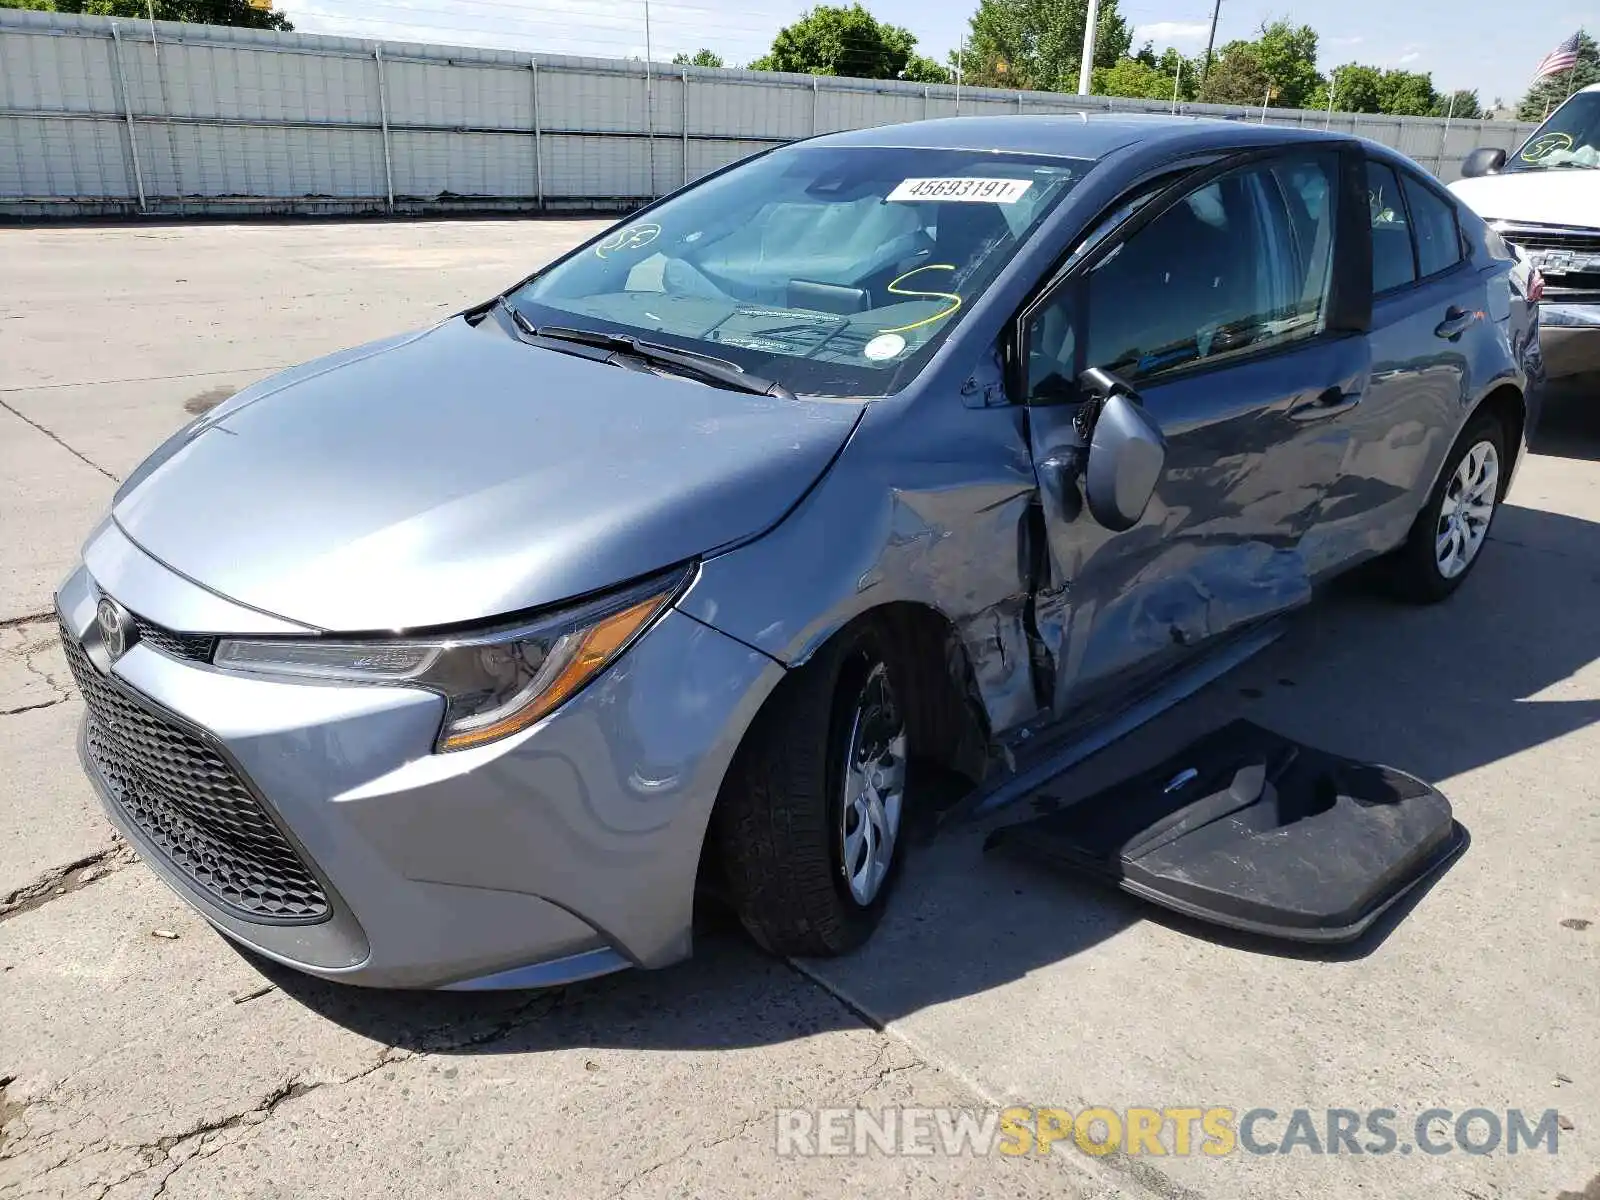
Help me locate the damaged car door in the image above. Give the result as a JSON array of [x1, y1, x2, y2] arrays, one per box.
[[1018, 148, 1372, 718]]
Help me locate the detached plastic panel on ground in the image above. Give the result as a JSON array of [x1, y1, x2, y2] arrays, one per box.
[[986, 720, 1468, 943]]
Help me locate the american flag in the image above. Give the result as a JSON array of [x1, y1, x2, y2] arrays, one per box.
[[1533, 33, 1582, 81]]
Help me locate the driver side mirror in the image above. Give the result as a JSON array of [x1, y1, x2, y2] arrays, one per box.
[[1082, 368, 1166, 532], [1460, 147, 1506, 179]]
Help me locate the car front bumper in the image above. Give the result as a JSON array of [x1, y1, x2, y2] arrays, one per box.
[[57, 529, 783, 990], [1540, 303, 1600, 379]]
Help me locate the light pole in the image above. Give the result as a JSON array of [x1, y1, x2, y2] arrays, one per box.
[[1077, 0, 1101, 95], [643, 0, 655, 197], [1199, 0, 1221, 89]]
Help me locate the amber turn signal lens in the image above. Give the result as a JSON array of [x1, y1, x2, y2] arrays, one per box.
[[437, 592, 668, 752]]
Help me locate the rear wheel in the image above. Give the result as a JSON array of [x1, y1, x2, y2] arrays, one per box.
[[1387, 413, 1505, 602], [713, 620, 910, 956]]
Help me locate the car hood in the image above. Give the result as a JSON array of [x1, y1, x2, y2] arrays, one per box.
[[113, 316, 865, 632], [1449, 170, 1600, 228]]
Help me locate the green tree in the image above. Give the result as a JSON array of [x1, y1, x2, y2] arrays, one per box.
[[900, 53, 951, 82], [1163, 47, 1201, 98], [1314, 64, 1470, 117], [1517, 30, 1599, 122], [672, 49, 725, 68], [957, 0, 1131, 92], [1316, 63, 1383, 112], [1094, 55, 1177, 100], [1, 0, 291, 29], [747, 4, 922, 79], [1378, 69, 1437, 116], [1251, 20, 1321, 108], [1197, 41, 1272, 105], [1430, 89, 1482, 120], [1195, 21, 1320, 108]]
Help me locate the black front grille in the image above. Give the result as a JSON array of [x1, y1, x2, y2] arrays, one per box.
[[1498, 224, 1600, 255], [1544, 280, 1600, 301], [132, 616, 216, 663], [61, 625, 330, 923]]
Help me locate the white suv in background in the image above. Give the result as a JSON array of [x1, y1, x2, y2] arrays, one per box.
[[1451, 83, 1600, 379]]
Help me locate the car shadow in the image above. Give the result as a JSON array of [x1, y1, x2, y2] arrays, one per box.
[[1530, 374, 1600, 462], [264, 499, 1600, 1052]]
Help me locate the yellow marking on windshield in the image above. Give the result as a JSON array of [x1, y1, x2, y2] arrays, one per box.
[[595, 223, 661, 258], [1522, 131, 1574, 162], [880, 264, 962, 334]]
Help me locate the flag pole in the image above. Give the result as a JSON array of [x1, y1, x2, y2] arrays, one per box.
[[1567, 62, 1580, 99]]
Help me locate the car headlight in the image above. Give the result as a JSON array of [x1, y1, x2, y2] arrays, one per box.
[[213, 569, 689, 752]]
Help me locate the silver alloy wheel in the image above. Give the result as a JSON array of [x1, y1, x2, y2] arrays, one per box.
[[1435, 439, 1499, 580], [839, 662, 907, 907]]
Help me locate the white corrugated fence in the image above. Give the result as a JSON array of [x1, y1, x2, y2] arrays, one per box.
[[0, 8, 1541, 218]]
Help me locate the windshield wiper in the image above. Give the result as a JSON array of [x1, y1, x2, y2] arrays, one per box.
[[534, 325, 795, 399], [498, 303, 794, 399]]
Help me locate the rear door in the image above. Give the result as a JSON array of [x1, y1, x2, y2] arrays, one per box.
[[1303, 156, 1490, 573], [1020, 147, 1371, 720]]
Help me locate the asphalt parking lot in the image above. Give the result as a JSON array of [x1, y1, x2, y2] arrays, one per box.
[[1, 219, 1596, 1200]]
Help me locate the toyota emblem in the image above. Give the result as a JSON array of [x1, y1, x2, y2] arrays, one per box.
[[96, 596, 131, 660]]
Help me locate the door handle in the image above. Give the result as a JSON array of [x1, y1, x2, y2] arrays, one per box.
[[1435, 306, 1479, 341], [1288, 386, 1361, 422]]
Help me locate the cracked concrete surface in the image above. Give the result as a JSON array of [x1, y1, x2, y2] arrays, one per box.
[[0, 621, 73, 716], [0, 703, 124, 908], [0, 872, 1121, 1200], [1, 221, 1596, 1200]]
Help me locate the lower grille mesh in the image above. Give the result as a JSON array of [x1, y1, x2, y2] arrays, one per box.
[[61, 625, 330, 923]]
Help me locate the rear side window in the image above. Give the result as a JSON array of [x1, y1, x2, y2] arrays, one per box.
[[1366, 161, 1416, 294], [1401, 174, 1464, 277]]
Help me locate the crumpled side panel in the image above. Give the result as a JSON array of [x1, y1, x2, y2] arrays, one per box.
[[954, 592, 1036, 736], [679, 388, 1049, 741], [1060, 542, 1312, 707]]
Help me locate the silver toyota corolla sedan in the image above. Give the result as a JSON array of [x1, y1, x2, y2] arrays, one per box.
[[59, 116, 1541, 989]]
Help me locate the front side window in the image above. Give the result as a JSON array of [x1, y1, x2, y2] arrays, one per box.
[[1025, 152, 1339, 396], [1506, 91, 1600, 172], [508, 146, 1089, 397], [1401, 173, 1464, 277], [1367, 161, 1417, 294]]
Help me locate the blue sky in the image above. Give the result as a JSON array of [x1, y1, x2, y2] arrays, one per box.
[[284, 0, 1589, 112]]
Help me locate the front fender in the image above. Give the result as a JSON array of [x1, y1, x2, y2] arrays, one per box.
[[676, 395, 1048, 736]]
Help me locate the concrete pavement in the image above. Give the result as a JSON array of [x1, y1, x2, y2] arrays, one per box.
[[0, 220, 1595, 1200]]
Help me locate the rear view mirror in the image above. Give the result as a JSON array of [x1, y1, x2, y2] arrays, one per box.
[[1083, 377, 1166, 532], [1460, 147, 1506, 179]]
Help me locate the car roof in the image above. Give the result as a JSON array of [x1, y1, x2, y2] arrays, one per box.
[[804, 114, 1352, 162]]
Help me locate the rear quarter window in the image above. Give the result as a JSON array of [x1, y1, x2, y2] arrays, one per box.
[[1401, 174, 1464, 278], [1366, 161, 1416, 294]]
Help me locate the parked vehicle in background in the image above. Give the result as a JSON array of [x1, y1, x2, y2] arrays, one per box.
[[58, 116, 1540, 991], [1453, 83, 1600, 379]]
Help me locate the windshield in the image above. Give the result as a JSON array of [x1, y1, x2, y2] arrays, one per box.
[[506, 145, 1090, 396], [1507, 91, 1600, 171]]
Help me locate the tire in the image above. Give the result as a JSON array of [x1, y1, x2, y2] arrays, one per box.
[[713, 618, 911, 957], [1387, 411, 1506, 603]]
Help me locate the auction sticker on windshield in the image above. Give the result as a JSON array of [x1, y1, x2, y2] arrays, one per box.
[[888, 177, 1034, 203]]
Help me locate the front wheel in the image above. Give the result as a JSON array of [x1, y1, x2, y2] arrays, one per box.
[[1387, 413, 1506, 603], [713, 620, 911, 957]]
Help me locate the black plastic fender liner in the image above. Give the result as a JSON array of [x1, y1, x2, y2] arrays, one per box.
[[984, 720, 1468, 943]]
